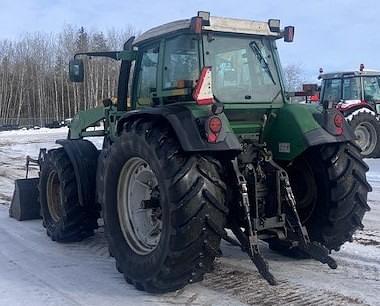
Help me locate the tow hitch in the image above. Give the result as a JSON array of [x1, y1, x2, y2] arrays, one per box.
[[230, 153, 337, 285]]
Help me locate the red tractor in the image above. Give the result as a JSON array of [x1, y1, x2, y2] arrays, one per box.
[[309, 65, 380, 157]]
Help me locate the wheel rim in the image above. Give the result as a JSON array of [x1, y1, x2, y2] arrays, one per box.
[[46, 170, 62, 222], [117, 157, 162, 255], [355, 122, 377, 156]]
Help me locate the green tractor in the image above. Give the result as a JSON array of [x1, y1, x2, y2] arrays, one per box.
[[13, 12, 371, 292]]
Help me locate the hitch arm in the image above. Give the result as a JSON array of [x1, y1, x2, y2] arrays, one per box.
[[231, 159, 278, 285], [279, 169, 337, 270]]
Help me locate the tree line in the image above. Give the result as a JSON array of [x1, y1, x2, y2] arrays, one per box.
[[0, 25, 305, 127], [0, 25, 134, 126]]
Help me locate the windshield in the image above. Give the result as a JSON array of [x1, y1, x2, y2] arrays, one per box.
[[204, 34, 282, 103], [363, 76, 380, 102]]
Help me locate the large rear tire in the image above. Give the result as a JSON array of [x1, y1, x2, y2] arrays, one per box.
[[270, 142, 371, 254], [347, 111, 380, 158], [39, 148, 98, 242], [103, 119, 227, 293]]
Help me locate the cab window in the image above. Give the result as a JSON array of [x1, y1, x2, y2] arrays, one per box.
[[163, 35, 199, 90], [322, 79, 341, 103], [136, 45, 159, 106], [342, 77, 361, 101]]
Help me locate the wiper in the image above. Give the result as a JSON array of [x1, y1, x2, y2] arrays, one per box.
[[249, 41, 276, 85]]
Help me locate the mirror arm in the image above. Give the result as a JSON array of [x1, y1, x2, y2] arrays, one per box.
[[74, 51, 119, 60], [74, 50, 137, 61]]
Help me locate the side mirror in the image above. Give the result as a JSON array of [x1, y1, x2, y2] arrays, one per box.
[[69, 59, 84, 83]]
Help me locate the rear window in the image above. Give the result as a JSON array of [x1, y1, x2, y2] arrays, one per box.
[[322, 79, 341, 103]]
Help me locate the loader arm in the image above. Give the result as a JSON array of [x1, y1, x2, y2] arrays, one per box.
[[69, 106, 107, 139]]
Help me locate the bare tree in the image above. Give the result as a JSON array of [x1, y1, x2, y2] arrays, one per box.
[[283, 64, 306, 92], [0, 25, 135, 127]]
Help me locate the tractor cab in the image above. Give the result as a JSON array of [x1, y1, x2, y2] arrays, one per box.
[[319, 65, 380, 157], [319, 65, 380, 114], [130, 13, 294, 107]]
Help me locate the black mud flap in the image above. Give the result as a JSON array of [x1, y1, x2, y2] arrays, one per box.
[[9, 178, 41, 221]]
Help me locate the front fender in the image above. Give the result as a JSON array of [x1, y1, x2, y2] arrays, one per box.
[[56, 139, 99, 207], [263, 104, 355, 160]]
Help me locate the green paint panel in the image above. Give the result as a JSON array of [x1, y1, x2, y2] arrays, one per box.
[[69, 106, 107, 139], [230, 122, 262, 135], [263, 103, 321, 160]]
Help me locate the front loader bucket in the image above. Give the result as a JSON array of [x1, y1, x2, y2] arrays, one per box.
[[9, 178, 41, 221]]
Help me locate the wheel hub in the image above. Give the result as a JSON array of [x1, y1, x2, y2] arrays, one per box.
[[46, 170, 62, 222], [117, 157, 162, 255], [355, 122, 377, 155]]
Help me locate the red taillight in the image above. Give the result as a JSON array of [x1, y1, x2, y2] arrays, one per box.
[[209, 117, 222, 133], [207, 133, 218, 143], [334, 114, 344, 127], [207, 116, 222, 143], [334, 114, 344, 135]]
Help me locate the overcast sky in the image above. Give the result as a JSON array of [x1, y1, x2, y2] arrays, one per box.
[[0, 0, 378, 81]]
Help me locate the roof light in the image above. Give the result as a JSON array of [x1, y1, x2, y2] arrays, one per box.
[[318, 68, 324, 80], [360, 64, 365, 72], [190, 16, 203, 34], [283, 26, 295, 42], [197, 11, 210, 26], [268, 19, 281, 33]]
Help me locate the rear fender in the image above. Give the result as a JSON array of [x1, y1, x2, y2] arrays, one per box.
[[263, 104, 355, 161], [117, 105, 241, 157], [56, 139, 99, 207], [344, 106, 377, 121], [337, 101, 375, 117]]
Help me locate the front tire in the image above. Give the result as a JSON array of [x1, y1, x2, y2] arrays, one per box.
[[103, 119, 227, 293], [39, 148, 98, 242]]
